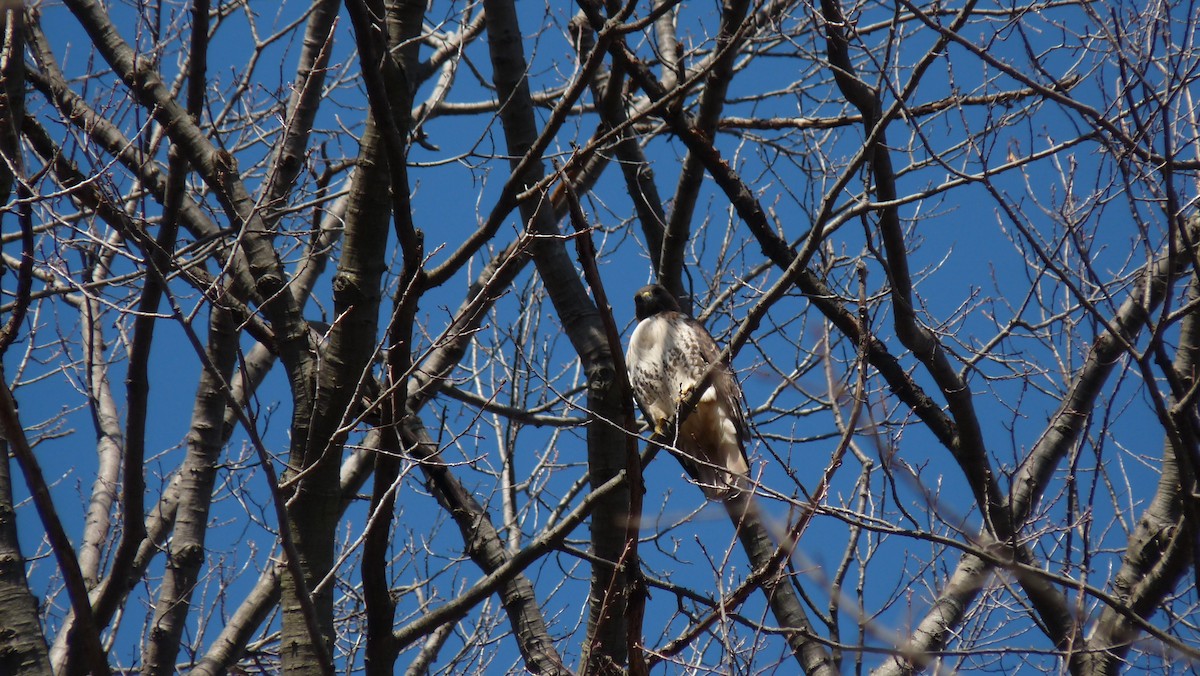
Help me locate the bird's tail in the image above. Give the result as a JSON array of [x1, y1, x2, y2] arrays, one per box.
[[676, 405, 750, 500]]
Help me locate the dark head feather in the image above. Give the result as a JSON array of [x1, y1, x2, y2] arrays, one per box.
[[633, 284, 680, 320]]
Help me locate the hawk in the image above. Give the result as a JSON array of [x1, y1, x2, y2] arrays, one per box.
[[626, 284, 750, 499]]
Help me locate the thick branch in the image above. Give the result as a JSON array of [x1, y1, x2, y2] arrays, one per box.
[[879, 219, 1200, 673], [0, 379, 107, 675], [142, 307, 235, 675], [1081, 276, 1200, 673], [397, 414, 571, 674], [483, 1, 624, 669], [660, 0, 751, 302]]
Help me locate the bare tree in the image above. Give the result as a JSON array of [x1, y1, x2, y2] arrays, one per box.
[[1, 0, 1198, 673]]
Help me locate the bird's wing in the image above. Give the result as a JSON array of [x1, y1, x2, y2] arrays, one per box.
[[679, 314, 750, 446]]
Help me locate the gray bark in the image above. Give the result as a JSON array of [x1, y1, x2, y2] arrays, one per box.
[[484, 0, 627, 670], [0, 439, 52, 676]]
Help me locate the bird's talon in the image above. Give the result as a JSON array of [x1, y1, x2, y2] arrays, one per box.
[[653, 419, 671, 438]]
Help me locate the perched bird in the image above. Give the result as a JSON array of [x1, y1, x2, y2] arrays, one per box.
[[625, 284, 750, 499]]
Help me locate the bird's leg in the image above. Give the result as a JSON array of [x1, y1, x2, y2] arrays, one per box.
[[679, 384, 695, 403], [676, 384, 700, 418], [653, 416, 672, 438]]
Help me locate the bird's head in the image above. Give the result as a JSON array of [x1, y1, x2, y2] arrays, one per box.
[[633, 284, 680, 320]]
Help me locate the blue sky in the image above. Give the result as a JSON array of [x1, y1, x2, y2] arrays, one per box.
[[13, 0, 1192, 672]]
